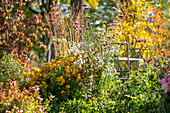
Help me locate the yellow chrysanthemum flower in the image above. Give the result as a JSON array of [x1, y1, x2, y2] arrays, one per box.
[[61, 90, 65, 94], [59, 56, 64, 59], [66, 85, 70, 88]]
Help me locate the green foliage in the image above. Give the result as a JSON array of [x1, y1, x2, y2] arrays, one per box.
[[60, 71, 164, 112], [60, 97, 115, 113], [59, 71, 164, 112], [60, 74, 116, 112], [148, 51, 170, 79], [0, 53, 23, 84]]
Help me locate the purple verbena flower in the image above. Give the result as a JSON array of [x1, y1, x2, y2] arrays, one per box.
[[161, 56, 166, 61], [90, 23, 94, 26], [103, 22, 107, 24], [81, 25, 84, 28], [161, 50, 166, 57], [93, 13, 96, 15], [74, 21, 78, 24], [147, 58, 152, 64], [82, 4, 87, 6], [139, 39, 143, 42], [106, 24, 110, 28], [86, 27, 89, 30], [84, 7, 90, 10], [86, 16, 90, 18], [135, 40, 139, 43], [161, 50, 164, 53], [168, 83, 170, 87], [60, 33, 65, 36], [107, 35, 112, 38], [99, 16, 102, 19], [155, 64, 159, 67], [112, 36, 115, 39], [119, 15, 124, 18], [52, 39, 56, 42], [73, 26, 76, 29], [129, 14, 133, 17], [112, 7, 117, 10], [63, 8, 67, 11], [163, 52, 166, 57], [113, 21, 118, 23]]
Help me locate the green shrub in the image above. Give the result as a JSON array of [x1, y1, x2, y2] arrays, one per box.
[[0, 53, 23, 84], [108, 72, 164, 112]]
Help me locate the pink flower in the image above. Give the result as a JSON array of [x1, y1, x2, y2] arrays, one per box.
[[49, 94, 55, 100], [129, 14, 133, 17], [74, 21, 78, 24], [93, 13, 96, 15], [161, 56, 166, 61], [166, 76, 170, 83], [112, 7, 117, 10], [103, 22, 107, 24], [90, 23, 94, 26], [37, 105, 42, 108], [63, 8, 67, 11], [32, 85, 40, 91], [161, 83, 169, 93], [113, 21, 118, 23], [86, 27, 89, 30], [60, 33, 65, 36], [82, 4, 87, 6], [160, 76, 170, 93], [76, 25, 79, 28], [159, 78, 166, 84], [6, 110, 11, 113], [118, 15, 124, 18], [36, 95, 43, 100], [86, 16, 90, 18]]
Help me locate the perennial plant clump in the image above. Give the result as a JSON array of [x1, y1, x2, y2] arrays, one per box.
[[0, 80, 51, 112], [0, 53, 23, 85], [25, 40, 118, 111], [147, 51, 170, 93]]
